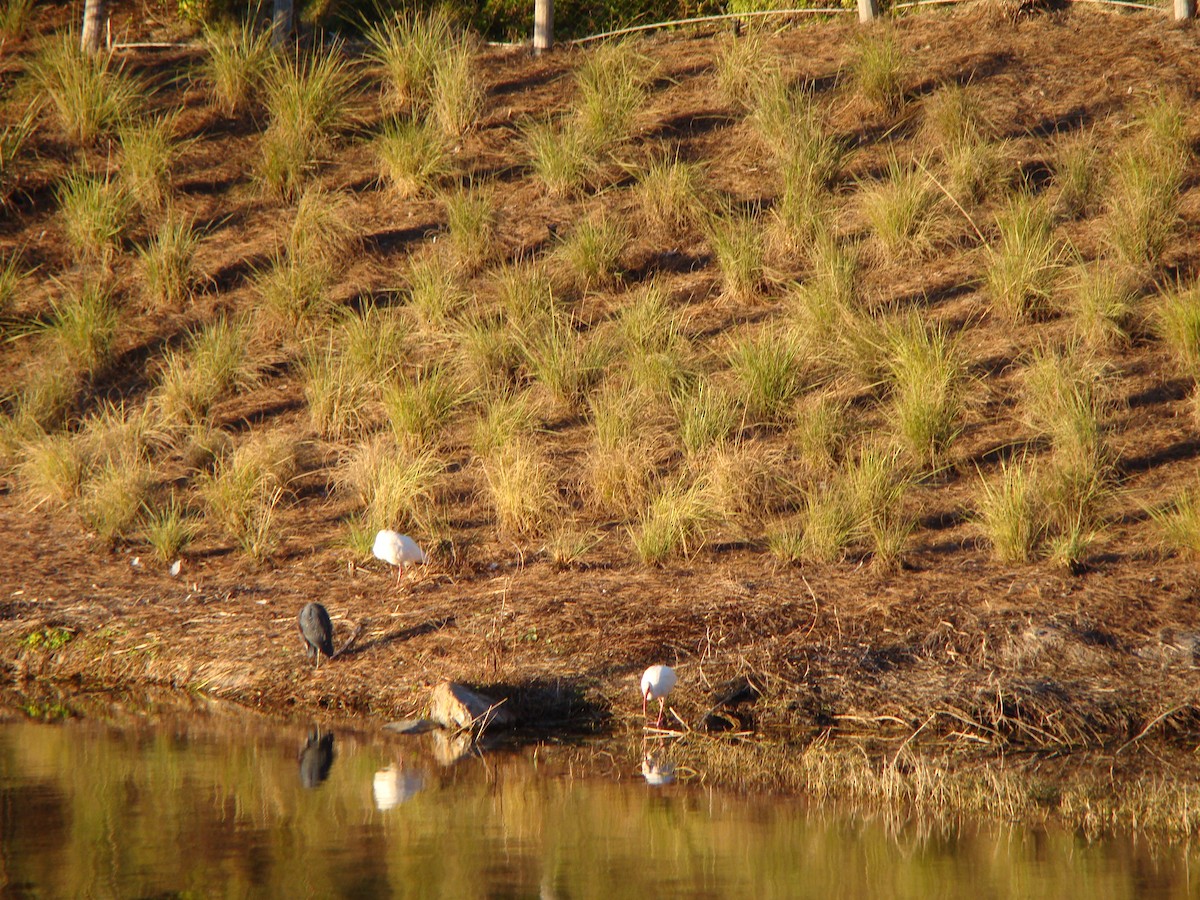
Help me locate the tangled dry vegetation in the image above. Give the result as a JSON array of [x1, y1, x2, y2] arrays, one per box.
[[4, 1, 1200, 821]]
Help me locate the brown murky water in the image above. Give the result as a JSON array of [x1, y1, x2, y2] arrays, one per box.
[[1, 701, 1197, 898]]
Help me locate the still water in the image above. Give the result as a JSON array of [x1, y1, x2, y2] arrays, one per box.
[[1, 698, 1197, 899]]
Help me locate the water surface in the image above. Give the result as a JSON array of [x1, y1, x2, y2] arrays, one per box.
[[1, 699, 1196, 898]]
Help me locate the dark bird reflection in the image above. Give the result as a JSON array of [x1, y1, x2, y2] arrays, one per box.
[[298, 729, 335, 789]]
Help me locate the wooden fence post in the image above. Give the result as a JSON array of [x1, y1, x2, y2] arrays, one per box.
[[81, 0, 109, 54], [534, 0, 554, 53], [272, 0, 294, 46], [857, 0, 880, 22], [1175, 0, 1195, 19]]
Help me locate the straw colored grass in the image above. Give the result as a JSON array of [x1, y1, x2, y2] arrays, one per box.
[[630, 478, 715, 564], [480, 438, 559, 537], [202, 20, 274, 116], [56, 169, 132, 266], [28, 34, 143, 144]]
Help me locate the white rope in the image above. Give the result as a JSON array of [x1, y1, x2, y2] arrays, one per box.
[[570, 7, 853, 44], [571, 0, 1170, 44]]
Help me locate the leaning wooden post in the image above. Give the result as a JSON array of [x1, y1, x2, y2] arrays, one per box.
[[858, 0, 880, 22], [534, 0, 554, 54], [1175, 0, 1195, 20]]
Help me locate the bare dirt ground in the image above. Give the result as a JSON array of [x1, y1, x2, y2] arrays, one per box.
[[4, 1, 1200, 795]]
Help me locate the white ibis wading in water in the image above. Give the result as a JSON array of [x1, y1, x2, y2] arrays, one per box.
[[372, 530, 426, 584], [640, 664, 677, 728]]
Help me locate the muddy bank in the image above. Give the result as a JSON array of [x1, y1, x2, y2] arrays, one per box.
[[6, 516, 1200, 779]]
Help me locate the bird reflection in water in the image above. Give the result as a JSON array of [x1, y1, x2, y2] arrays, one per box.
[[372, 762, 424, 810], [641, 753, 675, 786], [298, 729, 335, 788]]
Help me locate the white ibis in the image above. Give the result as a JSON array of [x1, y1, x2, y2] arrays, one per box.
[[640, 664, 677, 728], [372, 530, 426, 583], [298, 602, 334, 668], [373, 763, 424, 810]]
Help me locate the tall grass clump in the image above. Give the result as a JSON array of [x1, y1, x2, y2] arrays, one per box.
[[406, 253, 467, 331], [1052, 129, 1099, 219], [796, 444, 911, 564], [141, 495, 199, 562], [859, 156, 943, 260], [255, 187, 354, 333], [258, 45, 354, 200], [252, 252, 334, 333], [28, 34, 143, 144], [8, 368, 77, 434], [699, 439, 787, 530], [56, 169, 132, 266], [382, 366, 464, 447], [199, 432, 296, 560], [976, 456, 1041, 563], [155, 316, 260, 425], [300, 339, 377, 440], [118, 115, 179, 213], [845, 442, 912, 566], [791, 393, 848, 476], [885, 315, 964, 467], [587, 383, 660, 517], [673, 377, 740, 458], [470, 390, 541, 458], [480, 438, 559, 537], [851, 28, 906, 116], [452, 312, 523, 397], [365, 8, 458, 115], [726, 327, 804, 424], [985, 192, 1060, 321], [753, 74, 844, 181], [714, 32, 774, 110], [0, 0, 33, 40], [787, 233, 858, 347], [708, 208, 764, 300], [611, 282, 693, 399], [1105, 146, 1185, 271], [493, 262, 557, 329], [15, 431, 84, 507], [338, 435, 442, 534], [38, 280, 119, 376], [574, 40, 651, 151], [771, 177, 831, 270], [80, 456, 154, 545], [443, 184, 496, 272], [520, 313, 608, 414], [556, 213, 627, 291], [288, 185, 357, 265], [1064, 262, 1135, 349], [630, 478, 715, 564], [1022, 345, 1111, 535], [924, 84, 1005, 207], [0, 106, 35, 201], [1154, 280, 1200, 379], [376, 117, 452, 197], [638, 154, 707, 234], [137, 209, 199, 308], [429, 41, 483, 139], [202, 20, 274, 116], [0, 252, 28, 321], [524, 118, 591, 198]]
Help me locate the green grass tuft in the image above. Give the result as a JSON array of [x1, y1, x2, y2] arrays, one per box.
[[28, 34, 143, 144]]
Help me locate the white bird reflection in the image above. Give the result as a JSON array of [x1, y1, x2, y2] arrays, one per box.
[[372, 762, 424, 810], [641, 753, 675, 786]]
